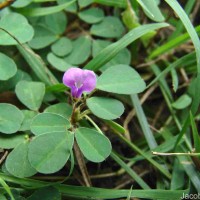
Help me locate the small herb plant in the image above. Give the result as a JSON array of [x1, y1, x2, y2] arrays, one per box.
[[0, 0, 200, 199]]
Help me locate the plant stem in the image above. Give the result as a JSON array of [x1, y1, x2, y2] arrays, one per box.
[[73, 140, 92, 187]]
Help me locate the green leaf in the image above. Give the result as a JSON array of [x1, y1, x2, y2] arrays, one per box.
[[17, 44, 58, 86], [137, 0, 164, 22], [97, 64, 146, 94], [15, 81, 45, 111], [190, 112, 200, 153], [92, 39, 111, 57], [0, 53, 17, 81], [44, 103, 72, 119], [75, 128, 112, 162], [0, 13, 34, 45], [27, 186, 61, 200], [28, 131, 74, 173], [92, 39, 131, 71], [78, 0, 93, 8], [94, 0, 127, 8], [149, 26, 200, 59], [85, 23, 168, 71], [0, 176, 15, 200], [0, 194, 6, 200], [90, 16, 125, 38], [0, 172, 188, 200], [0, 104, 24, 134], [0, 133, 26, 149], [0, 69, 32, 93], [172, 94, 192, 110], [170, 159, 185, 190], [12, 0, 32, 8], [64, 36, 92, 65], [20, 110, 38, 131], [19, 0, 77, 16], [188, 74, 200, 114], [46, 83, 67, 93], [47, 53, 71, 72], [28, 25, 58, 49], [101, 48, 131, 71], [78, 8, 104, 24], [131, 94, 157, 149], [103, 120, 126, 134], [51, 37, 72, 57], [6, 142, 37, 178], [31, 113, 70, 135], [171, 68, 179, 92], [57, 0, 77, 13], [86, 97, 124, 120], [165, 0, 200, 73], [44, 12, 67, 35]]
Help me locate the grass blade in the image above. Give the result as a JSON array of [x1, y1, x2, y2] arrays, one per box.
[[94, 0, 127, 8], [131, 94, 157, 149], [0, 173, 187, 199], [84, 23, 168, 71], [17, 44, 58, 86], [19, 0, 77, 17], [149, 25, 200, 59], [147, 52, 196, 88], [164, 0, 200, 73], [111, 152, 150, 189]]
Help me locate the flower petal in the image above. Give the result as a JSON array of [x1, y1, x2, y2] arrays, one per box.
[[82, 70, 97, 92], [62, 67, 83, 88]]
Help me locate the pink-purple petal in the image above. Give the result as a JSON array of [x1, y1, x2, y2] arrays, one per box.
[[62, 67, 97, 98], [82, 70, 96, 92], [62, 67, 83, 87]]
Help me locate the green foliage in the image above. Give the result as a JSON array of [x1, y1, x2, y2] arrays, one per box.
[[20, 0, 77, 16], [0, 13, 34, 45], [85, 23, 168, 70], [0, 133, 26, 149], [12, 0, 33, 8], [137, 0, 164, 22], [0, 104, 24, 134], [86, 97, 124, 120], [6, 142, 37, 178], [0, 53, 17, 81], [97, 64, 146, 94], [27, 186, 61, 200], [45, 12, 67, 35], [28, 131, 74, 173], [15, 81, 45, 111], [64, 36, 92, 65], [190, 112, 200, 153], [172, 94, 192, 110], [51, 37, 72, 57], [44, 103, 72, 119], [28, 25, 58, 49], [47, 53, 71, 72], [30, 113, 70, 135], [78, 0, 93, 8], [75, 128, 112, 162], [90, 16, 125, 38], [78, 8, 104, 24], [1, 0, 200, 198]]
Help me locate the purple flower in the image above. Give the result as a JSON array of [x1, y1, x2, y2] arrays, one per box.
[[63, 67, 97, 98]]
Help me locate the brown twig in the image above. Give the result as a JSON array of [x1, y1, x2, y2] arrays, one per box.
[[0, 0, 15, 10], [0, 151, 8, 165], [73, 140, 92, 187]]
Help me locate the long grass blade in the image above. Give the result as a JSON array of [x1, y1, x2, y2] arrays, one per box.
[[0, 173, 187, 199], [84, 23, 168, 71], [164, 0, 200, 73]]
